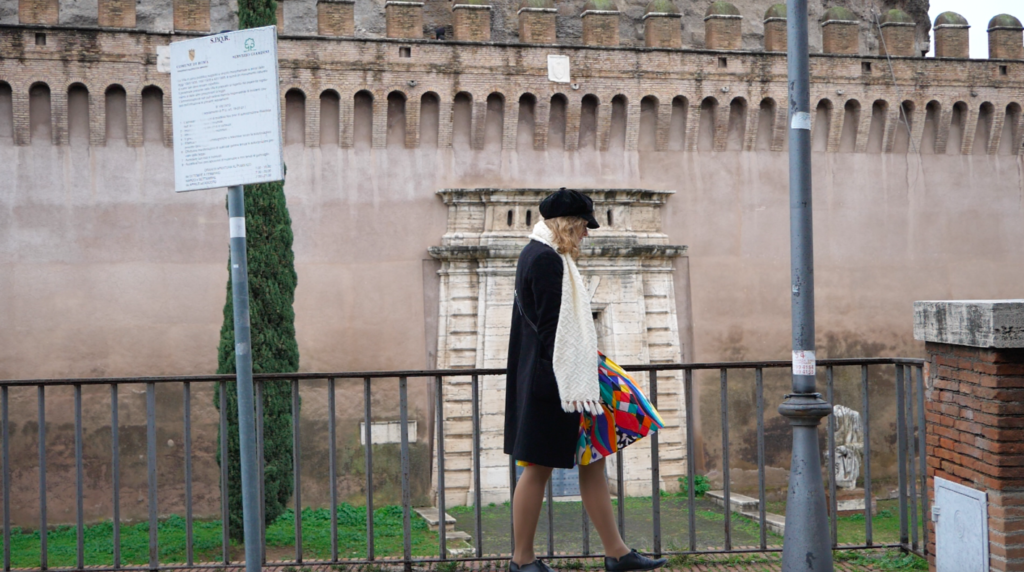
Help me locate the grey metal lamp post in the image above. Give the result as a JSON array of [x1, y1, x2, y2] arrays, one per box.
[[779, 0, 834, 570]]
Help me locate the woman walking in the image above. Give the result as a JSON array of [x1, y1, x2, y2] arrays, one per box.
[[504, 189, 667, 572]]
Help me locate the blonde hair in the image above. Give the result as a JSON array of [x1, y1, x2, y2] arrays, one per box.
[[544, 216, 589, 259]]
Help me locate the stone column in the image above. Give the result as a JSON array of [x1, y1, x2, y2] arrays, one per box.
[[914, 300, 1024, 571]]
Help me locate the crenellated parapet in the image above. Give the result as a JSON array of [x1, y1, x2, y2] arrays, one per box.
[[1, 24, 1023, 156]]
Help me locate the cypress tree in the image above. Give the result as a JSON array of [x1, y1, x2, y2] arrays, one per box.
[[216, 0, 299, 541]]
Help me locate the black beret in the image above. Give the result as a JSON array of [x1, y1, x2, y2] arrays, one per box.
[[539, 188, 600, 229]]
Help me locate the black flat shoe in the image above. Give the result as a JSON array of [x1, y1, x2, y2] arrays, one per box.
[[509, 559, 557, 572], [605, 549, 668, 572]]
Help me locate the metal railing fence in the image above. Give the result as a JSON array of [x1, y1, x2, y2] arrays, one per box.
[[0, 357, 927, 571]]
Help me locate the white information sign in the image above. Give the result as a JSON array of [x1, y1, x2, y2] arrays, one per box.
[[169, 26, 283, 193]]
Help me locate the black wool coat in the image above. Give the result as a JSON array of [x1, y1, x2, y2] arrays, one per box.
[[503, 240, 581, 469]]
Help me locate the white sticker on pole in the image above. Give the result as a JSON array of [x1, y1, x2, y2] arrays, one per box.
[[793, 350, 816, 375], [229, 217, 246, 238], [169, 26, 284, 192], [791, 111, 812, 130]]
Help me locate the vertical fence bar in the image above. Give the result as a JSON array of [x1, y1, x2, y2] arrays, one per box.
[[509, 456, 517, 555], [684, 369, 696, 552], [895, 365, 908, 547], [293, 379, 302, 563], [826, 366, 837, 547], [916, 365, 930, 556], [218, 381, 229, 564], [581, 502, 590, 556], [861, 365, 873, 547], [649, 370, 662, 557], [256, 381, 266, 564], [38, 385, 46, 571], [328, 378, 338, 563], [436, 376, 447, 560], [905, 365, 919, 551], [147, 382, 158, 570], [472, 375, 482, 558], [755, 368, 766, 550], [720, 369, 730, 551], [184, 382, 194, 566], [546, 478, 554, 557], [2, 386, 9, 572], [75, 384, 84, 570], [400, 377, 412, 572], [616, 448, 626, 540], [112, 386, 123, 568], [364, 377, 375, 561]]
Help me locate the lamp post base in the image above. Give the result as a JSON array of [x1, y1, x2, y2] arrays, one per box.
[[779, 393, 834, 572]]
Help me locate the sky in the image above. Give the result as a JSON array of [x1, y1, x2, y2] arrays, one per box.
[[927, 0, 1023, 58]]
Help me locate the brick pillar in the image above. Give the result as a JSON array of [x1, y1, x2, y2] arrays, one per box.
[[276, 0, 284, 34], [915, 300, 1024, 571], [19, 0, 58, 24], [763, 17, 786, 52], [878, 9, 917, 57], [318, 0, 355, 36], [582, 11, 620, 47], [703, 9, 742, 50], [174, 0, 210, 32], [821, 13, 859, 55], [934, 25, 969, 58], [386, 1, 424, 39], [988, 16, 1024, 60], [453, 4, 492, 42], [98, 0, 136, 27], [518, 5, 556, 44], [644, 13, 681, 48]]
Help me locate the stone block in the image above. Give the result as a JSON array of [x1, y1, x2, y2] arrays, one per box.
[[19, 0, 58, 24], [174, 0, 210, 31], [317, 0, 354, 36], [914, 300, 1024, 349], [99, 0, 136, 28]]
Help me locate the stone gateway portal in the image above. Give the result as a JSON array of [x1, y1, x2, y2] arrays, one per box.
[[429, 188, 690, 506]]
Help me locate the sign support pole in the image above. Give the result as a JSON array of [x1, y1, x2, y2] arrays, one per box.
[[227, 184, 262, 572], [779, 0, 834, 570]]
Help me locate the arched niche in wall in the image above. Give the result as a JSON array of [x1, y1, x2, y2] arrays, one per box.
[[947, 101, 967, 155], [29, 82, 52, 144], [517, 93, 537, 152], [755, 98, 775, 151], [452, 92, 473, 151], [0, 82, 11, 141], [320, 89, 340, 146], [839, 99, 860, 153], [608, 95, 627, 151], [668, 96, 687, 151], [141, 86, 164, 144], [485, 92, 504, 150], [697, 96, 717, 152], [921, 100, 940, 154], [638, 96, 658, 152], [893, 100, 915, 154], [68, 83, 90, 144], [549, 94, 567, 150], [812, 98, 832, 152], [999, 103, 1021, 156], [866, 100, 887, 153], [285, 89, 306, 146], [579, 94, 599, 150], [386, 91, 407, 149], [353, 90, 374, 150], [973, 102, 994, 155], [420, 92, 440, 149], [726, 97, 747, 151], [106, 84, 128, 143]]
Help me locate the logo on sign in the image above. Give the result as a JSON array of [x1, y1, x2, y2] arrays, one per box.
[[188, 49, 195, 61], [245, 38, 255, 51]]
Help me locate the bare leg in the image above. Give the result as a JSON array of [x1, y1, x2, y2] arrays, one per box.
[[512, 464, 553, 566], [579, 459, 630, 559]]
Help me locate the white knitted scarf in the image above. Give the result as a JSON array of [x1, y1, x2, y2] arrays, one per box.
[[528, 221, 600, 414]]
